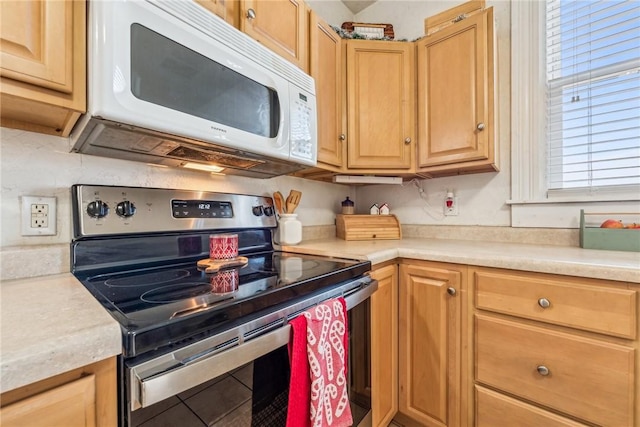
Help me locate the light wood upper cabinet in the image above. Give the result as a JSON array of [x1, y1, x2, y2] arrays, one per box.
[[195, 0, 238, 27], [416, 8, 498, 176], [239, 0, 308, 71], [370, 263, 399, 426], [0, 358, 117, 427], [0, 0, 86, 136], [398, 261, 466, 427], [346, 40, 415, 171], [309, 11, 346, 170]]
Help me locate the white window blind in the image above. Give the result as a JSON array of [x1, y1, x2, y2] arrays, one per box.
[[546, 0, 640, 193]]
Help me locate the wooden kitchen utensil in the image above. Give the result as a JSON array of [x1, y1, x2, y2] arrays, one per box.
[[286, 190, 301, 213], [273, 191, 285, 214]]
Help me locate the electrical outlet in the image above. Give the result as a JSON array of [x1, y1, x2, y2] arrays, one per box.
[[21, 196, 57, 236], [444, 192, 459, 216]]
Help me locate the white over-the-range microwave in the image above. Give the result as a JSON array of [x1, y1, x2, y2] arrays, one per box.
[[71, 0, 317, 178]]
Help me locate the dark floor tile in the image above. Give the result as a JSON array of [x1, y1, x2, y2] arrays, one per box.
[[210, 399, 253, 426], [231, 362, 253, 390], [137, 402, 205, 427], [184, 375, 252, 425], [130, 396, 182, 426]]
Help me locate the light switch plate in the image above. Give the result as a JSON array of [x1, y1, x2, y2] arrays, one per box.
[[21, 196, 57, 236]]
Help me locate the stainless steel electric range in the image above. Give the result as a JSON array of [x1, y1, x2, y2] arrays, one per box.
[[70, 185, 377, 427]]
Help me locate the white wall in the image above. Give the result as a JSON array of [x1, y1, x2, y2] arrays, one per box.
[[0, 128, 352, 248], [306, 0, 354, 25], [353, 0, 513, 226]]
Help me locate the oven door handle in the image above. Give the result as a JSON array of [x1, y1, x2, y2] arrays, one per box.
[[133, 326, 291, 409], [131, 278, 378, 410]]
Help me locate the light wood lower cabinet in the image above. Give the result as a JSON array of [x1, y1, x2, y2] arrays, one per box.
[[0, 357, 117, 427], [370, 263, 399, 426], [398, 260, 467, 427], [475, 386, 590, 427], [472, 267, 639, 427]]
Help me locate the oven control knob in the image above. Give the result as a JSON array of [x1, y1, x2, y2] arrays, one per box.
[[252, 205, 264, 216], [263, 206, 274, 216], [116, 200, 137, 218], [87, 200, 109, 219]]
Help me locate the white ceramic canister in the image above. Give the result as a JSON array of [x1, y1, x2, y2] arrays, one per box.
[[278, 213, 302, 245]]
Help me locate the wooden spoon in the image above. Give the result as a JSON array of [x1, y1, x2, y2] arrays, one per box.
[[273, 191, 285, 214], [286, 190, 302, 214]]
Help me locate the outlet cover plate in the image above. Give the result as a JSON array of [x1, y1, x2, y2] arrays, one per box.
[[21, 196, 57, 236]]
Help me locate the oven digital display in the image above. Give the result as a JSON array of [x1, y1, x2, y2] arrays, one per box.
[[171, 200, 233, 218]]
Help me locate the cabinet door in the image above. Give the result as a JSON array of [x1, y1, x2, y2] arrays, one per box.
[[240, 0, 308, 71], [370, 264, 399, 426], [0, 0, 86, 136], [195, 0, 237, 26], [1, 357, 117, 427], [346, 40, 415, 170], [416, 9, 496, 173], [399, 263, 462, 427], [0, 375, 96, 427], [1, 0, 73, 92], [309, 11, 345, 170]]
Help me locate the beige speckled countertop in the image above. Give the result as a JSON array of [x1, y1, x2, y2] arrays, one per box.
[[1, 237, 639, 395], [282, 237, 640, 283], [0, 273, 122, 394]]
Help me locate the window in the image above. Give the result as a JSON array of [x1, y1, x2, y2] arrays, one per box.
[[510, 0, 640, 228], [546, 0, 640, 192]]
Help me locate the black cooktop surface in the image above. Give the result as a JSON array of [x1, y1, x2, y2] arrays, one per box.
[[75, 250, 370, 358]]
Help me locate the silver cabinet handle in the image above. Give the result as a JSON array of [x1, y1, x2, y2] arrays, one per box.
[[404, 137, 412, 145], [477, 123, 485, 131], [339, 134, 346, 141], [536, 365, 550, 376], [447, 287, 456, 296], [246, 8, 256, 19], [538, 298, 550, 308]]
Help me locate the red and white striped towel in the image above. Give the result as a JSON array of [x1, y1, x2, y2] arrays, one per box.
[[287, 297, 352, 427]]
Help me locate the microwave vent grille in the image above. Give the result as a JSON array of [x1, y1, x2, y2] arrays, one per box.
[[167, 146, 265, 169], [151, 0, 314, 94]]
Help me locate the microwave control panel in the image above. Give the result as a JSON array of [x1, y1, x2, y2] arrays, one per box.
[[289, 88, 317, 165]]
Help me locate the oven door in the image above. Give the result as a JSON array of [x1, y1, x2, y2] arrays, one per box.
[[124, 277, 377, 427]]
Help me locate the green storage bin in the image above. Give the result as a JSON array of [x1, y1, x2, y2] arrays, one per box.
[[579, 210, 640, 252]]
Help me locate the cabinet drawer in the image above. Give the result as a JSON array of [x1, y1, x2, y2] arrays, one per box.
[[476, 385, 589, 427], [475, 314, 635, 427], [474, 269, 637, 338]]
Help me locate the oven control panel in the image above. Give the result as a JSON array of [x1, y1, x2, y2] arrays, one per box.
[[72, 185, 277, 237]]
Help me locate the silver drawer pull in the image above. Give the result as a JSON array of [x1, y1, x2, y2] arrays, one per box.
[[536, 365, 550, 376], [447, 287, 456, 296], [477, 122, 485, 131], [538, 298, 550, 308], [246, 8, 256, 19]]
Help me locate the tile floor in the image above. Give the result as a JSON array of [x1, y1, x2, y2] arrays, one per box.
[[130, 363, 372, 426], [131, 363, 254, 426]]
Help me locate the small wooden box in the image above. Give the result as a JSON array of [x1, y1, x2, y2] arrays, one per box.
[[336, 214, 401, 241]]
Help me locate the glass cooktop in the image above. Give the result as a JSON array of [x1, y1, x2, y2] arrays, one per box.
[[75, 250, 370, 358]]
